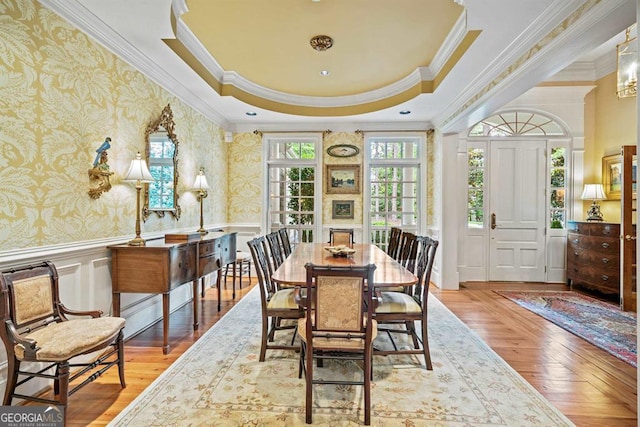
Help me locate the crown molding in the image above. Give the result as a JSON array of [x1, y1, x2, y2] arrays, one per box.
[[232, 120, 433, 134], [40, 0, 230, 130]]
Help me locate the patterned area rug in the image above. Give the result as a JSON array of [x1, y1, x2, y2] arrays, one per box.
[[109, 288, 573, 426], [496, 290, 637, 367]]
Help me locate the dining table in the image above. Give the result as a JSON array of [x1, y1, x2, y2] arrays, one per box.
[[272, 243, 418, 288]]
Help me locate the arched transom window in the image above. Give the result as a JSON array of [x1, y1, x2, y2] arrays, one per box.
[[469, 111, 567, 137]]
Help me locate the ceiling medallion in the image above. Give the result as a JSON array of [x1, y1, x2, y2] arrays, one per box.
[[310, 35, 333, 51]]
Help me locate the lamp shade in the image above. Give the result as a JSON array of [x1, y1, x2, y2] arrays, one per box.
[[581, 184, 606, 201], [192, 168, 210, 191], [124, 152, 154, 182]]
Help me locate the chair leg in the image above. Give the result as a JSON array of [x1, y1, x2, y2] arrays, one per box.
[[422, 319, 433, 370], [3, 358, 18, 405], [305, 342, 313, 424], [117, 332, 127, 387], [407, 321, 420, 349], [57, 362, 70, 407], [259, 314, 269, 362], [364, 346, 372, 425]]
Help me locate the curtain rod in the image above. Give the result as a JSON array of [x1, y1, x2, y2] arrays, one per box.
[[253, 130, 332, 137]]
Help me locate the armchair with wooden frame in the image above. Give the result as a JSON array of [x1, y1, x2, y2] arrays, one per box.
[[297, 263, 377, 425], [374, 236, 439, 370], [0, 261, 126, 414]]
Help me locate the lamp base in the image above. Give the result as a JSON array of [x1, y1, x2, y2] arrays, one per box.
[[586, 201, 604, 222], [128, 236, 146, 246]]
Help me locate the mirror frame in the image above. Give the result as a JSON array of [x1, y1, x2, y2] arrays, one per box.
[[142, 103, 181, 221]]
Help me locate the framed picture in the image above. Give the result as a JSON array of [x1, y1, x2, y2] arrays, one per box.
[[326, 164, 360, 194], [602, 154, 623, 200], [332, 200, 354, 219]]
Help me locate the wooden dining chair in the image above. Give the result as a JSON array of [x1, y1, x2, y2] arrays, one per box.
[[328, 228, 355, 247], [397, 231, 419, 273], [374, 236, 439, 369], [278, 228, 292, 257], [386, 227, 402, 260], [248, 237, 303, 361], [297, 263, 377, 425], [266, 231, 285, 270]]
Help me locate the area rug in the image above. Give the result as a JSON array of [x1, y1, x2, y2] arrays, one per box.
[[496, 290, 637, 367], [109, 288, 573, 426]]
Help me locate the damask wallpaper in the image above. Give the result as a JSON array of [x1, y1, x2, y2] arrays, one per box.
[[0, 0, 227, 251]]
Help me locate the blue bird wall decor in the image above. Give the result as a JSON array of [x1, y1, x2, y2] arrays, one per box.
[[93, 137, 112, 167]]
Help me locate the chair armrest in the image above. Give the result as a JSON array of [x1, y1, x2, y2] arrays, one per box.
[[58, 303, 102, 318], [5, 321, 39, 358]]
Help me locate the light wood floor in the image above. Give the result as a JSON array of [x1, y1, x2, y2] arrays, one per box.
[[51, 280, 636, 426]]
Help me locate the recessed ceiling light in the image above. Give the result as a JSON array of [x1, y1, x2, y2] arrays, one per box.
[[320, 70, 330, 76], [399, 110, 411, 115], [246, 111, 257, 116]]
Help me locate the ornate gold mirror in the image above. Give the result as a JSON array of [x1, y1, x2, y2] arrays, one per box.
[[142, 104, 181, 221]]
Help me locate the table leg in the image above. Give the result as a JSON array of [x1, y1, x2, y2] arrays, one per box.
[[162, 293, 170, 354], [192, 279, 199, 331]]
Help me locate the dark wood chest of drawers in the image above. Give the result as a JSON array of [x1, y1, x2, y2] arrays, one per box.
[[566, 221, 619, 296]]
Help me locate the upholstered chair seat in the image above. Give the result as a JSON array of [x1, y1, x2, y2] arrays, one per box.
[[376, 292, 422, 314], [16, 317, 125, 362], [267, 287, 299, 310]]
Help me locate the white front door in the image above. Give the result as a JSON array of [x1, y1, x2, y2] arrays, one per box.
[[489, 140, 546, 281]]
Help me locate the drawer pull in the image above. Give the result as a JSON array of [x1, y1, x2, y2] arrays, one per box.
[[602, 258, 609, 264], [573, 252, 579, 256], [601, 242, 610, 249], [601, 275, 609, 281], [573, 239, 579, 244]]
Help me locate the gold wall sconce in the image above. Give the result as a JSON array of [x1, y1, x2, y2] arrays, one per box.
[[191, 167, 210, 234], [124, 152, 154, 245], [617, 24, 637, 99], [88, 137, 114, 199]]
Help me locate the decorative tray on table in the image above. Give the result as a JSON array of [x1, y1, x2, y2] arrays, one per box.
[[324, 245, 357, 257]]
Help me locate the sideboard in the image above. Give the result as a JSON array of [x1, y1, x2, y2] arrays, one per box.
[[109, 231, 236, 353], [566, 221, 621, 297]]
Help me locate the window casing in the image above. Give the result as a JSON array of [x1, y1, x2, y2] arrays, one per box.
[[365, 136, 425, 252], [265, 136, 322, 244]]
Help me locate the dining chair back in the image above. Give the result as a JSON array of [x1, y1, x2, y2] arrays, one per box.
[[297, 263, 377, 425], [266, 231, 285, 269], [0, 261, 126, 415], [278, 228, 292, 257], [248, 237, 302, 361], [374, 235, 439, 369], [328, 228, 355, 247], [386, 227, 402, 260], [397, 231, 419, 273]]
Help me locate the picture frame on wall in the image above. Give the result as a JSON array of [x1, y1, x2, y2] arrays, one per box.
[[332, 200, 354, 219], [326, 164, 360, 194], [602, 154, 622, 200]]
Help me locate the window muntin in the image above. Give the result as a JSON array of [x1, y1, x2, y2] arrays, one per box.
[[469, 112, 566, 137]]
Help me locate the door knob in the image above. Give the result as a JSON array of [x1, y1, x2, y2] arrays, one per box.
[[491, 213, 496, 230]]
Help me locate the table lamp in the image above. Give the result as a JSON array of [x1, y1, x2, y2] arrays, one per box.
[[124, 152, 154, 245], [192, 167, 210, 234], [580, 183, 606, 222]]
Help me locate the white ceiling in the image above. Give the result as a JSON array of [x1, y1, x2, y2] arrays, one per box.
[[45, 0, 636, 134]]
